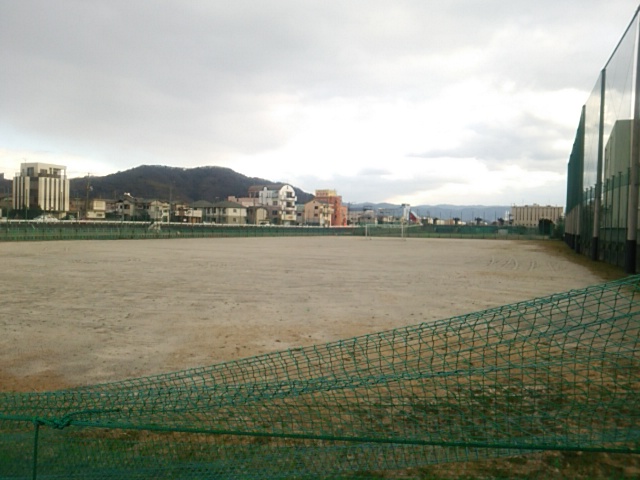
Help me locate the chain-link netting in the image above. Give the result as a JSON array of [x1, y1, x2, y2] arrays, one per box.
[[565, 7, 639, 270], [0, 222, 357, 242], [0, 222, 549, 243], [2, 275, 639, 478]]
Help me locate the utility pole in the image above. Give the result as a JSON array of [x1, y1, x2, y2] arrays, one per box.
[[168, 183, 172, 223], [84, 174, 92, 220]]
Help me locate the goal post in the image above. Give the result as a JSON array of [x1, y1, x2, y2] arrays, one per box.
[[364, 223, 416, 239]]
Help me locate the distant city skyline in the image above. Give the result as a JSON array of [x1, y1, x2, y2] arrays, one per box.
[[1, 1, 637, 205]]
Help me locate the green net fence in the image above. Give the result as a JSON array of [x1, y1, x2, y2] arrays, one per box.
[[564, 8, 640, 270], [0, 221, 549, 243], [2, 276, 640, 478], [0, 222, 356, 242]]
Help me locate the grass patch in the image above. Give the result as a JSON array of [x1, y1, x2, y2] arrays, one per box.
[[528, 239, 627, 281]]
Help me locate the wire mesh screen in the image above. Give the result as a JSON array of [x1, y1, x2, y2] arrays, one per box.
[[565, 8, 639, 269], [1, 275, 639, 478]]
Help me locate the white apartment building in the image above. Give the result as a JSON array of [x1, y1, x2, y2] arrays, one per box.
[[247, 184, 297, 225], [13, 162, 70, 214], [511, 204, 563, 228]]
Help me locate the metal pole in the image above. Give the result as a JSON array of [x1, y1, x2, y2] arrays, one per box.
[[592, 69, 606, 261], [625, 16, 640, 273], [168, 184, 172, 224], [575, 106, 586, 254], [32, 421, 40, 480]]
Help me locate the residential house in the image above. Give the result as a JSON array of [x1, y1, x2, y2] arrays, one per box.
[[247, 205, 269, 225], [211, 201, 247, 224], [85, 199, 107, 220], [148, 200, 170, 222], [347, 208, 377, 225], [227, 195, 261, 207], [115, 194, 138, 220], [173, 204, 202, 223], [114, 195, 167, 221], [191, 200, 216, 223], [227, 195, 269, 224]]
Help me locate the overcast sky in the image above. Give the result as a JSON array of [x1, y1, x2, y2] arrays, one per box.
[[1, 1, 638, 205]]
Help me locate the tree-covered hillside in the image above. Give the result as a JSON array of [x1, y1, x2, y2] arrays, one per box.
[[69, 165, 313, 203]]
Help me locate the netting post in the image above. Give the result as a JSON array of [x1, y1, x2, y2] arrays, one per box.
[[592, 69, 606, 261], [574, 106, 586, 254], [626, 14, 640, 273], [32, 420, 40, 480]]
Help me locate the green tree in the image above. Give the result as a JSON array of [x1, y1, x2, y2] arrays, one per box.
[[9, 206, 43, 220]]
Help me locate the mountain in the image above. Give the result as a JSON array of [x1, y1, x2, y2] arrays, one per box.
[[69, 165, 314, 204]]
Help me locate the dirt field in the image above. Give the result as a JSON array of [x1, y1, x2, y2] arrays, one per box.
[[0, 236, 616, 392]]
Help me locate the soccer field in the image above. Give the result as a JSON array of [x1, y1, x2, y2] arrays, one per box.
[[1, 237, 607, 391]]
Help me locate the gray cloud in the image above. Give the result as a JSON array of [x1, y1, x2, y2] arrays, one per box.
[[295, 167, 566, 205], [0, 0, 637, 203], [357, 168, 393, 177], [410, 112, 575, 173], [296, 170, 459, 204]]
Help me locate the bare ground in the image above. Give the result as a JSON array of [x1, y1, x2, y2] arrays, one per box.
[[0, 236, 617, 391], [2, 236, 637, 479]]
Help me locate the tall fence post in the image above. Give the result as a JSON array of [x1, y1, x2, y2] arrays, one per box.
[[592, 69, 606, 261], [32, 420, 41, 480], [626, 17, 640, 273], [575, 106, 586, 254]]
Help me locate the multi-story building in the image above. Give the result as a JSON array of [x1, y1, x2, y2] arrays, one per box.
[[314, 189, 347, 226], [511, 205, 563, 228], [303, 199, 333, 226], [247, 184, 297, 225], [12, 162, 70, 215]]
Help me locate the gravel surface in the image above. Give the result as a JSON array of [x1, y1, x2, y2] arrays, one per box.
[[0, 237, 605, 391]]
